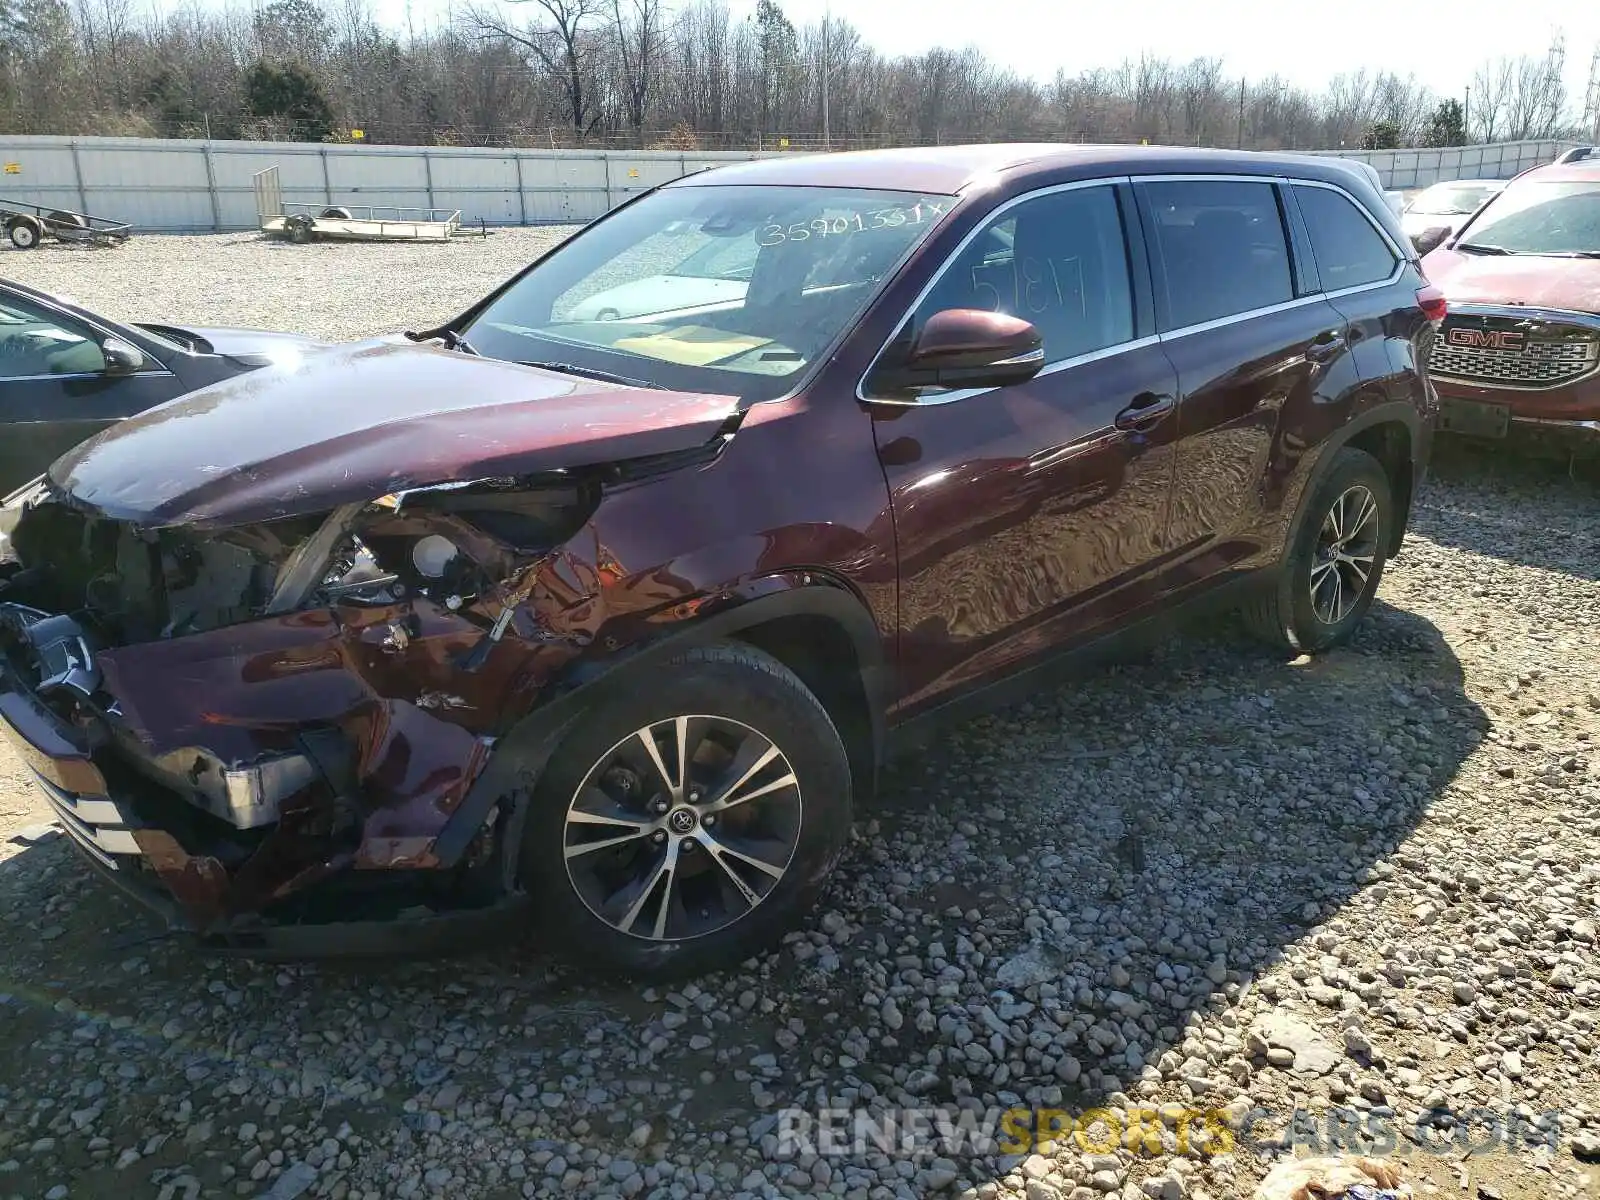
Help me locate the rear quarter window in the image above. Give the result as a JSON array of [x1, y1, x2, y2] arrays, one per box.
[[1294, 185, 1399, 292]]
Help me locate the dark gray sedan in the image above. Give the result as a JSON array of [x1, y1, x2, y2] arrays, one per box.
[[0, 278, 327, 492]]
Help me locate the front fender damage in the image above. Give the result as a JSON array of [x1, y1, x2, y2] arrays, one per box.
[[0, 478, 622, 951]]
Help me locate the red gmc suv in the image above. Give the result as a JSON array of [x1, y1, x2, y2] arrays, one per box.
[[0, 145, 1439, 977], [1422, 151, 1600, 452]]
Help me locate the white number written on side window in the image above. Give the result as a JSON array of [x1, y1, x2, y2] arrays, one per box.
[[970, 256, 1087, 315], [755, 201, 950, 248]]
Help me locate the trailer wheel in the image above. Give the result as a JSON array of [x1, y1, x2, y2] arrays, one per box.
[[319, 206, 353, 220], [45, 210, 87, 229], [286, 214, 315, 244], [7, 217, 42, 250]]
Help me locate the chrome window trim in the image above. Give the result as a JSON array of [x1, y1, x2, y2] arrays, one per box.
[[1155, 294, 1326, 342], [1286, 176, 1407, 292], [0, 283, 175, 379], [856, 176, 1134, 405], [857, 171, 1409, 407], [1143, 174, 1405, 343], [0, 369, 175, 384]]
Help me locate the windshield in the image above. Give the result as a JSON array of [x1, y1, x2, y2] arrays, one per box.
[[462, 184, 953, 402], [1409, 183, 1499, 216], [1456, 180, 1600, 255]]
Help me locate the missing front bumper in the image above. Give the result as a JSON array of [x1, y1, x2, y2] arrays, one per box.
[[48, 820, 532, 960]]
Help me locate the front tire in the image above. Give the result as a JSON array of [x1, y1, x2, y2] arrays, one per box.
[[1244, 446, 1393, 653], [520, 642, 852, 978]]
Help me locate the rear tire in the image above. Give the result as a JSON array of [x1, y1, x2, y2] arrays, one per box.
[[1243, 446, 1393, 653], [519, 642, 852, 979]]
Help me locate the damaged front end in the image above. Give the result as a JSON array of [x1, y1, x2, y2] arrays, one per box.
[[0, 471, 626, 954], [0, 344, 742, 955]]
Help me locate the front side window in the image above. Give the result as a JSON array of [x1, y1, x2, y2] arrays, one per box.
[[1294, 185, 1399, 291], [0, 299, 103, 379], [906, 184, 1135, 365], [462, 184, 953, 403], [1139, 179, 1294, 329], [1455, 179, 1600, 256]]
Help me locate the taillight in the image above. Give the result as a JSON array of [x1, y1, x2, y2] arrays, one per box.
[[1416, 284, 1447, 324]]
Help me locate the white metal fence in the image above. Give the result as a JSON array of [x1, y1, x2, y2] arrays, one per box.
[[1302, 139, 1579, 189], [0, 134, 1582, 233], [0, 135, 773, 232]]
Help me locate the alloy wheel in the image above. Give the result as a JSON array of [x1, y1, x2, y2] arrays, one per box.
[[562, 715, 803, 941], [1309, 483, 1380, 625]]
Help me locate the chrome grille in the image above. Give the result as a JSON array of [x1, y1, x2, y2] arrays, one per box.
[[1430, 328, 1599, 388]]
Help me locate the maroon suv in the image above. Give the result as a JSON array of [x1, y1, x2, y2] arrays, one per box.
[[0, 145, 1438, 976]]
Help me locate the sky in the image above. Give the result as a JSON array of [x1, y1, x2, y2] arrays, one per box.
[[361, 0, 1600, 118]]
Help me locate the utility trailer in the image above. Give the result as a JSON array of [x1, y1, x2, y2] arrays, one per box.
[[253, 166, 484, 244], [0, 200, 131, 249]]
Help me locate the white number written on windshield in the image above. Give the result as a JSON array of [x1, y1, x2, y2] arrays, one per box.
[[755, 200, 950, 248]]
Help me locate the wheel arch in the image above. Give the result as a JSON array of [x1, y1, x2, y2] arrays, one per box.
[[1292, 401, 1421, 558], [431, 575, 890, 870]]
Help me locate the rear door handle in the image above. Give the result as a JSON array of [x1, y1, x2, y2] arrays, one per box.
[[1305, 329, 1347, 362], [1114, 392, 1175, 432]]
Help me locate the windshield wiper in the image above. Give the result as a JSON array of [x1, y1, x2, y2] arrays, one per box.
[[519, 360, 663, 389], [1455, 243, 1517, 256], [404, 324, 479, 355]]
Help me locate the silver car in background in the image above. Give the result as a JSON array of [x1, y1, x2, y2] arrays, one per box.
[[1400, 179, 1506, 251]]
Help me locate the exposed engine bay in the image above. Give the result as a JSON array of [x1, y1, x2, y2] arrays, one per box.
[[0, 474, 609, 950], [1, 476, 595, 647]]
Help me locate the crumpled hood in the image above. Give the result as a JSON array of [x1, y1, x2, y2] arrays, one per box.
[[48, 340, 739, 528], [1422, 247, 1600, 314]]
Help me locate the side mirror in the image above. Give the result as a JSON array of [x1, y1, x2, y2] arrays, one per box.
[[1412, 226, 1452, 256], [874, 308, 1044, 396], [100, 337, 145, 376]]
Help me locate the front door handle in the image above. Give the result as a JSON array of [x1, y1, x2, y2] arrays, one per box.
[[1114, 392, 1176, 432], [1305, 329, 1347, 362]]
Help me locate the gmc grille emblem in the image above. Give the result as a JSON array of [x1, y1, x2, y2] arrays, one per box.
[[1447, 328, 1525, 350]]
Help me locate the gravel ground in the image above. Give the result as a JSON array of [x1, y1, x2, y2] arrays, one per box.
[[4, 228, 576, 342], [0, 235, 1597, 1200]]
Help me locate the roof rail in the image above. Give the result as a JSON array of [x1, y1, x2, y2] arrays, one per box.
[[1554, 145, 1594, 164]]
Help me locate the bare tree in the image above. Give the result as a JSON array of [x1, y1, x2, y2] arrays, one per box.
[[0, 0, 1592, 152], [1177, 58, 1225, 146], [609, 0, 660, 143], [1502, 35, 1568, 139], [1471, 58, 1512, 142], [469, 0, 602, 139]]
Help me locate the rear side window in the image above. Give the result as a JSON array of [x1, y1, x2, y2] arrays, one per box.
[[1139, 179, 1294, 330], [1294, 185, 1399, 292]]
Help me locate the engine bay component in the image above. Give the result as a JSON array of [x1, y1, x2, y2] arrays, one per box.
[[411, 534, 459, 578]]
